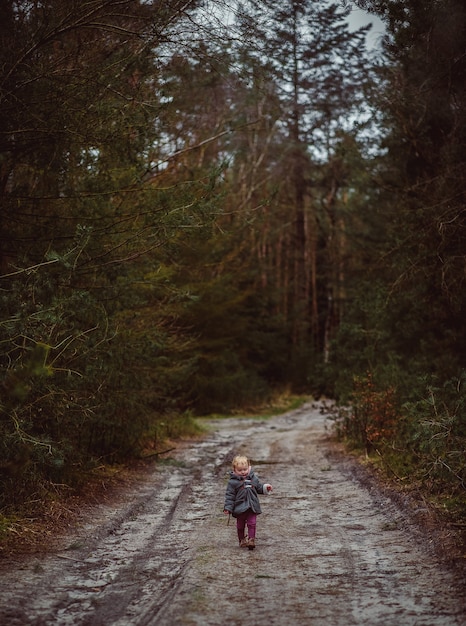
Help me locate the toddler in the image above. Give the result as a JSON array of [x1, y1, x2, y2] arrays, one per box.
[[223, 455, 272, 550]]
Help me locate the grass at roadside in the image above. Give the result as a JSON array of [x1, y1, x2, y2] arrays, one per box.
[[197, 393, 309, 422]]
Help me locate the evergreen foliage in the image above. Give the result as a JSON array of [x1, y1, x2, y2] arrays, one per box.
[[331, 0, 466, 505], [0, 0, 465, 518]]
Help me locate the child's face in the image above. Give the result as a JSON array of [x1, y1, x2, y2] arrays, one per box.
[[234, 462, 249, 476]]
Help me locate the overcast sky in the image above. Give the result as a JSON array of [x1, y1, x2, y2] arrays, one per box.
[[346, 5, 385, 48]]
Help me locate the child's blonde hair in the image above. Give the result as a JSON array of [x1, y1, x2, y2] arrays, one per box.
[[232, 455, 249, 469]]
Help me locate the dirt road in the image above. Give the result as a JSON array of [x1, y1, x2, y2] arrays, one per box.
[[1, 401, 465, 625]]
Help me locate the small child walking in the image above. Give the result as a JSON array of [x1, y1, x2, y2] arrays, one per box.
[[223, 455, 273, 550]]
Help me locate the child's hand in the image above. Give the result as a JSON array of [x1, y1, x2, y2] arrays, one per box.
[[223, 509, 230, 515], [264, 483, 273, 493]]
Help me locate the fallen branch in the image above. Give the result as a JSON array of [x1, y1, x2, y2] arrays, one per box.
[[56, 554, 81, 562], [141, 448, 176, 459]]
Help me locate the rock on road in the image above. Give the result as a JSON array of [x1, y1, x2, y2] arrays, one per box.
[[0, 401, 465, 625]]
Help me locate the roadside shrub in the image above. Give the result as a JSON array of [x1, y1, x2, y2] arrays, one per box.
[[335, 372, 399, 452], [332, 370, 466, 507], [0, 257, 199, 513], [400, 372, 466, 493]]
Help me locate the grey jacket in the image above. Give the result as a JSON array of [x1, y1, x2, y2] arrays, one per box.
[[223, 468, 269, 518]]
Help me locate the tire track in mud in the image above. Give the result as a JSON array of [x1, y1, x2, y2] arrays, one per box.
[[0, 403, 465, 625], [0, 425, 245, 626], [1, 472, 193, 625]]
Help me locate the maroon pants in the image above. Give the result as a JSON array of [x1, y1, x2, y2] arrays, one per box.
[[236, 509, 257, 541]]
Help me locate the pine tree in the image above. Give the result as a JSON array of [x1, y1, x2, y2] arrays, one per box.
[[0, 0, 214, 507], [350, 0, 466, 381], [231, 0, 371, 386]]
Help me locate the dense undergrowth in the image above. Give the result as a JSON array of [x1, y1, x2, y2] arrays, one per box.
[[330, 371, 466, 525]]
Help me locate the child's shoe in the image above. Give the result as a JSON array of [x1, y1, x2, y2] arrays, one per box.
[[239, 538, 248, 548], [247, 538, 255, 550]]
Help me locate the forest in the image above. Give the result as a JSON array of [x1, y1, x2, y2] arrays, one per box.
[[0, 0, 465, 529]]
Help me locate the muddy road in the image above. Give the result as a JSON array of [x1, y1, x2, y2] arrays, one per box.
[[1, 401, 465, 625]]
